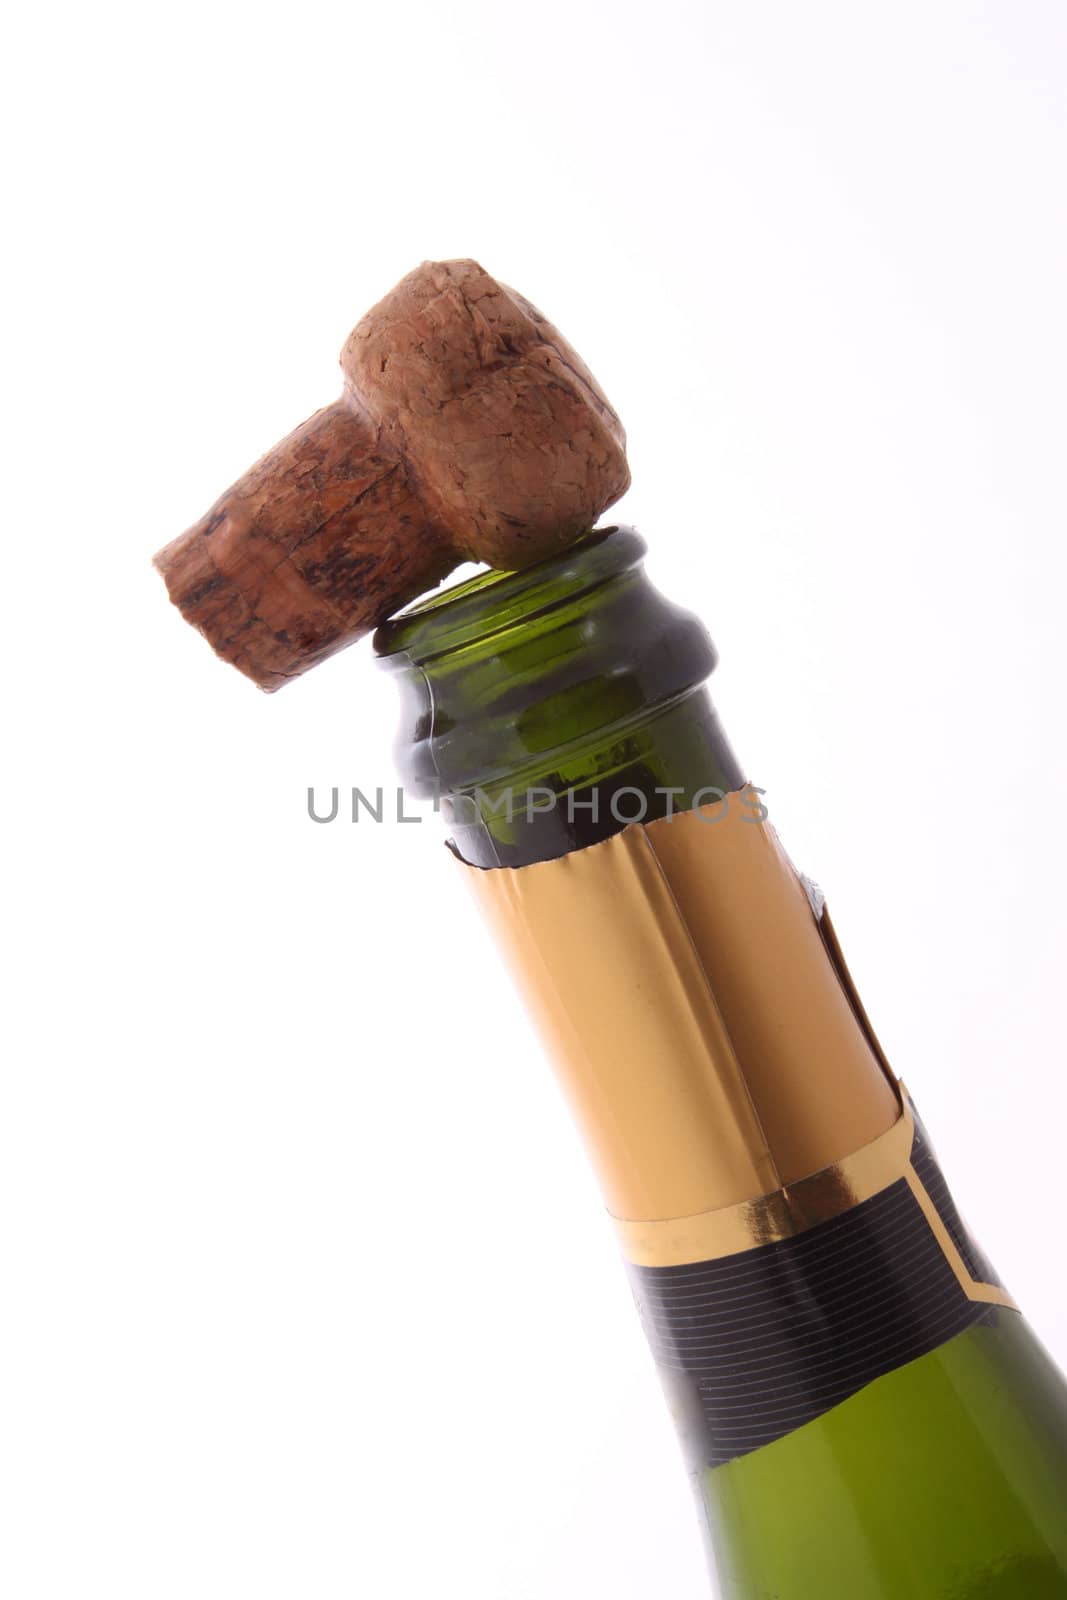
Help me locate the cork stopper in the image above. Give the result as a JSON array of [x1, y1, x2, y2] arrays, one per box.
[[154, 260, 630, 690]]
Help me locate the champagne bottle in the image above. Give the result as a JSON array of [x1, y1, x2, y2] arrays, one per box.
[[375, 527, 1067, 1598]]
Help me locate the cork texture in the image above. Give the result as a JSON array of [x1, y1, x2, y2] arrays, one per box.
[[154, 260, 629, 689]]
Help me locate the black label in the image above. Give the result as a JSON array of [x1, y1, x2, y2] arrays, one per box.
[[628, 1135, 1005, 1467]]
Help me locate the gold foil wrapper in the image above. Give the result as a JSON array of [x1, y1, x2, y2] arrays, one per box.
[[460, 789, 899, 1221], [457, 788, 1011, 1307]]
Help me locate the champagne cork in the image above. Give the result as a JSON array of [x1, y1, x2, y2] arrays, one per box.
[[154, 260, 630, 690]]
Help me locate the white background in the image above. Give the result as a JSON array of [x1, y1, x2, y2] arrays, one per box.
[[3, 3, 1066, 1596]]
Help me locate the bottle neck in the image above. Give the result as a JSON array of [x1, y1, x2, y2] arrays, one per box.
[[373, 527, 745, 866], [374, 524, 1067, 1573]]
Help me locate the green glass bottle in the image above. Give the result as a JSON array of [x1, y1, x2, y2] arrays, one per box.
[[374, 526, 1067, 1598]]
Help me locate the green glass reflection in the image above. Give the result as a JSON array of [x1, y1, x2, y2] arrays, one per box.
[[375, 527, 1067, 1597]]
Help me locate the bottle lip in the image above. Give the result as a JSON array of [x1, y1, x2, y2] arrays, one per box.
[[372, 524, 646, 665]]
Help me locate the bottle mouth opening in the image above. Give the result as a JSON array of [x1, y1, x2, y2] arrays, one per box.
[[372, 524, 645, 665]]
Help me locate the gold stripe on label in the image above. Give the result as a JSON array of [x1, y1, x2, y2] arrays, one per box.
[[615, 1088, 1015, 1308], [614, 1096, 916, 1267], [901, 1163, 1016, 1310]]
